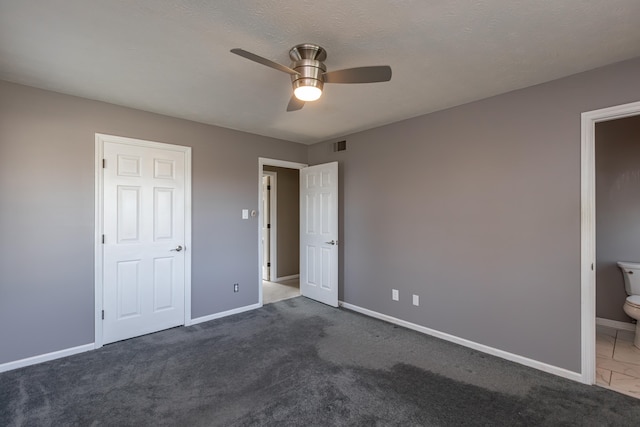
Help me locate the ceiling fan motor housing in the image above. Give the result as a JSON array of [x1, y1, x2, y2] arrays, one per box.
[[289, 44, 327, 94], [290, 59, 326, 93]]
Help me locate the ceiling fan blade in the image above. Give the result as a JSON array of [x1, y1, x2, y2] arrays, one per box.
[[230, 48, 299, 76], [286, 95, 305, 112], [323, 66, 392, 84]]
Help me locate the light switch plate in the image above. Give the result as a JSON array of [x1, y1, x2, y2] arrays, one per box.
[[413, 294, 419, 306], [242, 209, 249, 219], [392, 289, 399, 301]]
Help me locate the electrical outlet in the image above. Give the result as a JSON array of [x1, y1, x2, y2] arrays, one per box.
[[392, 289, 399, 301], [413, 294, 419, 306], [234, 283, 239, 293]]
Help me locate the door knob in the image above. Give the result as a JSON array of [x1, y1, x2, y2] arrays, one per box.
[[325, 240, 337, 245], [170, 245, 183, 252]]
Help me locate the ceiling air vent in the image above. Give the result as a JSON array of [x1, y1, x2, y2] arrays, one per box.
[[333, 140, 347, 152]]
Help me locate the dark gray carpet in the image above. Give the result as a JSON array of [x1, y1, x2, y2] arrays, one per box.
[[1, 297, 638, 426]]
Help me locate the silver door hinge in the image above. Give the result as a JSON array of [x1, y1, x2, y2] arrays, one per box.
[[101, 310, 104, 320], [102, 159, 106, 168]]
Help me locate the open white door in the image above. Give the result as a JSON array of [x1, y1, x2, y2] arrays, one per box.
[[300, 162, 338, 307]]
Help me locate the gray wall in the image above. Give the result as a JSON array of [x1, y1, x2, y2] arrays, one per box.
[[308, 57, 640, 373], [4, 57, 640, 374], [596, 116, 640, 322], [0, 80, 306, 364], [263, 166, 300, 278]]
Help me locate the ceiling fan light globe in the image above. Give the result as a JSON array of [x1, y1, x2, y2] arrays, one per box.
[[294, 85, 322, 102]]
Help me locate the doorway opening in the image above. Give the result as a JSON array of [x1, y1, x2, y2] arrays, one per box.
[[258, 158, 307, 305], [591, 114, 640, 398], [262, 165, 301, 304], [581, 100, 640, 390], [258, 158, 340, 308]]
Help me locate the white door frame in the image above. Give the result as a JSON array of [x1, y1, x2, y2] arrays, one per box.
[[258, 158, 307, 305], [580, 100, 640, 384], [95, 133, 192, 349], [262, 171, 278, 281]]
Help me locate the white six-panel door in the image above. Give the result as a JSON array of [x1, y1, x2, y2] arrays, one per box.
[[300, 162, 338, 307], [101, 137, 188, 344]]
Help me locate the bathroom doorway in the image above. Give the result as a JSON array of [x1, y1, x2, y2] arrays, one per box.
[[581, 100, 640, 395], [260, 160, 303, 305], [593, 114, 640, 398]]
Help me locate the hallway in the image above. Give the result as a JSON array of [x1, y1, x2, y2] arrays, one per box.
[[263, 278, 300, 304]]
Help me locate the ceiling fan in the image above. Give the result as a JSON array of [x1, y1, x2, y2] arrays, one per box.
[[230, 43, 392, 111]]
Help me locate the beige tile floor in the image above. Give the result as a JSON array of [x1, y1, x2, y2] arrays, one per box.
[[262, 278, 300, 304], [596, 324, 640, 398]]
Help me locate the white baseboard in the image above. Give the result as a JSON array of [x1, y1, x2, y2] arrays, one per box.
[[339, 301, 582, 383], [188, 302, 261, 326], [1, 303, 263, 372], [274, 274, 299, 283], [0, 343, 94, 373], [596, 317, 636, 331]]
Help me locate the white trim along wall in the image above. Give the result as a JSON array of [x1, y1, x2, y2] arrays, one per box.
[[340, 302, 583, 383], [275, 274, 300, 283], [596, 317, 636, 332], [0, 299, 258, 373], [190, 303, 262, 326], [0, 344, 95, 373]]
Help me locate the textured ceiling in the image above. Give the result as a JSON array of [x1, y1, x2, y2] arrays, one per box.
[[1, 1, 640, 144]]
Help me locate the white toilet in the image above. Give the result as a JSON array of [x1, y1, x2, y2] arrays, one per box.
[[616, 261, 640, 349]]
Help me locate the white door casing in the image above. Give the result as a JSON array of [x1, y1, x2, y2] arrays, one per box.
[[264, 171, 278, 281], [262, 175, 271, 280], [95, 134, 191, 346], [300, 162, 339, 307]]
